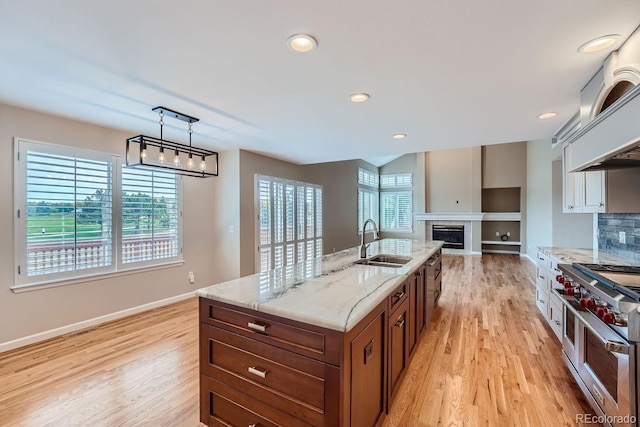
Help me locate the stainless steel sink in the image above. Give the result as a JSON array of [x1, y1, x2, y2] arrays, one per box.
[[354, 254, 412, 268]]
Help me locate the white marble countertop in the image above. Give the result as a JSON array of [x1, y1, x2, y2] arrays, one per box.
[[538, 247, 640, 267], [196, 239, 444, 332]]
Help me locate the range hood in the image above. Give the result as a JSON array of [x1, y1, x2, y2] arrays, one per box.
[[564, 84, 640, 173], [578, 142, 640, 171]]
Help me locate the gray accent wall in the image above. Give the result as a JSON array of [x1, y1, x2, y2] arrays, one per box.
[[598, 214, 640, 261]]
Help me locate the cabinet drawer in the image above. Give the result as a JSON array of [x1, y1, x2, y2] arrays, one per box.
[[200, 298, 340, 365], [200, 324, 335, 421], [535, 266, 547, 288], [549, 292, 563, 342], [536, 250, 548, 266], [388, 280, 408, 315], [535, 284, 548, 318], [200, 374, 313, 427]]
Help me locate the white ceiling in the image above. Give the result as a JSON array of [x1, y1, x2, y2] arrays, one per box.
[[1, 1, 639, 165]]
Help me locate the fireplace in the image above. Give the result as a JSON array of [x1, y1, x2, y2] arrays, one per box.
[[432, 225, 464, 249]]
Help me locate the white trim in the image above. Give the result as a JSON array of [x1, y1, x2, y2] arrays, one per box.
[[415, 212, 484, 221], [0, 292, 195, 353], [481, 240, 521, 246], [522, 253, 537, 265], [482, 212, 522, 221]]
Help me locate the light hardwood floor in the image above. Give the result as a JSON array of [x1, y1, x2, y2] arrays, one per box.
[[0, 254, 597, 427]]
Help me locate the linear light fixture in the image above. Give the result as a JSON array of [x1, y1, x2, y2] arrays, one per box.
[[126, 106, 219, 178]]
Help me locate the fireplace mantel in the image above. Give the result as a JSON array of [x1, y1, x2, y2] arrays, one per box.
[[414, 213, 484, 221]]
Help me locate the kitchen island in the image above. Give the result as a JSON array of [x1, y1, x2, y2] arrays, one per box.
[[196, 238, 443, 427]]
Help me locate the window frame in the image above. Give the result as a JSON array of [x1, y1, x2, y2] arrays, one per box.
[[255, 174, 323, 273], [12, 137, 184, 291], [357, 167, 380, 234], [380, 190, 413, 233]]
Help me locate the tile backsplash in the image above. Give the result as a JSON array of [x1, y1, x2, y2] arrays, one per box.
[[598, 213, 640, 260]]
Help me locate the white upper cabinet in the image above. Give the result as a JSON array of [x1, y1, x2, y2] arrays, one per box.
[[562, 143, 605, 213]]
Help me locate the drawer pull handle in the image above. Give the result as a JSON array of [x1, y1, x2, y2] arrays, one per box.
[[555, 321, 561, 326], [247, 321, 268, 332], [394, 291, 405, 300], [395, 319, 405, 327], [249, 424, 258, 427], [248, 366, 268, 378]]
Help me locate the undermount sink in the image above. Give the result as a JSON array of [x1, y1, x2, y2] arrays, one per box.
[[354, 254, 412, 268]]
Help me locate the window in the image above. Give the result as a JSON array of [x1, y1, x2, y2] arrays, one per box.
[[358, 168, 379, 188], [121, 167, 180, 265], [257, 175, 322, 273], [357, 168, 379, 231], [381, 173, 412, 188], [380, 191, 413, 232], [14, 138, 182, 289], [380, 172, 413, 233]]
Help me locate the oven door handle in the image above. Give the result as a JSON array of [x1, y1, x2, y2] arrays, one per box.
[[555, 289, 631, 355]]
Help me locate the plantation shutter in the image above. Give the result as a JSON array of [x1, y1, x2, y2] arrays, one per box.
[[121, 167, 179, 264], [24, 149, 113, 277], [358, 188, 379, 231], [257, 175, 322, 273], [380, 191, 412, 232]]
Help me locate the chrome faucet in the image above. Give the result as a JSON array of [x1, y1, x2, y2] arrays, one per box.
[[360, 219, 379, 258]]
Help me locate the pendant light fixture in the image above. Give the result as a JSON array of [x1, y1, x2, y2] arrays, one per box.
[[126, 106, 219, 177]]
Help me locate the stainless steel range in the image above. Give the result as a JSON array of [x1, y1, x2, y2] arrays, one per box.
[[557, 263, 640, 427]]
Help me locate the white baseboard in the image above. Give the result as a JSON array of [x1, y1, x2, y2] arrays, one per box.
[[0, 291, 196, 354], [521, 253, 536, 265]]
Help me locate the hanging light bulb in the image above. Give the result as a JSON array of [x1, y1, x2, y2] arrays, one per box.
[[173, 149, 181, 166], [158, 147, 166, 163], [140, 143, 148, 161], [199, 155, 206, 172], [187, 153, 195, 170]]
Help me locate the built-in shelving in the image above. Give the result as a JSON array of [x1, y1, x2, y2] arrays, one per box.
[[481, 187, 521, 255]]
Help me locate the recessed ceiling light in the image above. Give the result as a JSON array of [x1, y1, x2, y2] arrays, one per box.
[[393, 134, 407, 139], [537, 112, 557, 120], [349, 93, 370, 103], [287, 34, 317, 53], [578, 35, 620, 53]]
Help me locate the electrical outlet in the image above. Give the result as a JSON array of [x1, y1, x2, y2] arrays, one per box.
[[619, 231, 626, 244], [496, 231, 500, 237], [188, 271, 195, 283], [507, 232, 511, 237]]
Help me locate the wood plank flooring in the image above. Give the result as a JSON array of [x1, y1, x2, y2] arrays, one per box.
[[383, 254, 596, 427], [0, 254, 597, 426]]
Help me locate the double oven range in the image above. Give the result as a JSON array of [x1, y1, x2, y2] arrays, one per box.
[[557, 263, 640, 427]]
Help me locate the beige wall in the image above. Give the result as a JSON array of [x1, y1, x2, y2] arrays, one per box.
[[379, 153, 426, 240], [211, 150, 241, 282], [425, 147, 481, 212], [306, 159, 377, 253], [482, 141, 527, 253], [0, 103, 219, 344], [482, 142, 527, 188], [236, 150, 379, 277], [238, 150, 308, 277]]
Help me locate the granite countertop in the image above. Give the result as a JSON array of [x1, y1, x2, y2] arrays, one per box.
[[196, 238, 444, 332], [538, 247, 640, 267]]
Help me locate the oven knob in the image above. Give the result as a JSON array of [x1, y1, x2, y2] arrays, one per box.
[[579, 298, 588, 308], [596, 307, 607, 318], [563, 281, 572, 289], [566, 288, 575, 296], [603, 312, 615, 324], [586, 299, 595, 309], [556, 275, 565, 284]]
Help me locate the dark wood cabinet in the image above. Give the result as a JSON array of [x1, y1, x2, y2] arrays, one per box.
[[409, 264, 427, 356], [388, 296, 409, 407], [199, 250, 443, 427], [349, 310, 386, 427]]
